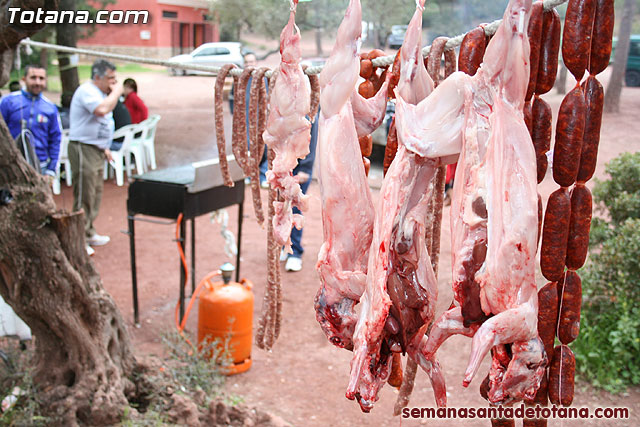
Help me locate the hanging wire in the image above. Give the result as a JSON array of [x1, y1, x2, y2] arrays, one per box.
[[20, 0, 568, 77]]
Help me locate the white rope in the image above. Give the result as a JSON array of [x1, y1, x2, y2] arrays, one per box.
[[20, 0, 567, 76]]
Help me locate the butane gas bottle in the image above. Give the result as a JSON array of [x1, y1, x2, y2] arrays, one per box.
[[197, 263, 253, 375]]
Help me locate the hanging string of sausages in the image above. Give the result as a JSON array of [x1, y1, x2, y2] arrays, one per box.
[[536, 0, 614, 422]]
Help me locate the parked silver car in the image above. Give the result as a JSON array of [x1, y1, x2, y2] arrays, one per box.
[[387, 25, 407, 50], [168, 42, 245, 75]]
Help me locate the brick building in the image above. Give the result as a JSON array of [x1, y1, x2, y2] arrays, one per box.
[[78, 0, 219, 59]]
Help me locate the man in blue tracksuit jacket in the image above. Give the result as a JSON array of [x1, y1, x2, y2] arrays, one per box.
[[0, 65, 62, 180]]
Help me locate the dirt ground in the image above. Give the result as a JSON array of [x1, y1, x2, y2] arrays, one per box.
[[47, 60, 640, 426]]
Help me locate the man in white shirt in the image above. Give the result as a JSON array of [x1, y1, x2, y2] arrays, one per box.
[[68, 59, 123, 255]]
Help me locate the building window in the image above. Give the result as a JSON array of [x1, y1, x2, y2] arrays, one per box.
[[162, 11, 178, 19]]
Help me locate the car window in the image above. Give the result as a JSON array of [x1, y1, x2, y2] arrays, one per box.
[[194, 47, 216, 57], [630, 42, 640, 57], [194, 47, 231, 57]]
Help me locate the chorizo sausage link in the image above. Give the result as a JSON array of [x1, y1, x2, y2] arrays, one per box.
[[540, 188, 571, 282], [532, 96, 552, 157], [566, 184, 592, 270], [526, 1, 545, 102], [548, 345, 575, 406], [562, 0, 597, 81], [577, 76, 604, 183], [553, 86, 587, 187], [535, 9, 561, 95], [444, 48, 457, 78], [537, 281, 559, 360], [589, 0, 615, 75], [458, 26, 486, 77], [524, 100, 533, 135], [557, 270, 582, 344], [232, 67, 254, 175]]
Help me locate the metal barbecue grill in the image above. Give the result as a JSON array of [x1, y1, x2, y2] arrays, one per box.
[[127, 155, 245, 325]]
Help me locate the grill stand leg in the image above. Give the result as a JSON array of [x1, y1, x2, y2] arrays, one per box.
[[236, 202, 243, 282], [179, 218, 186, 323], [128, 215, 140, 327], [191, 218, 196, 294]]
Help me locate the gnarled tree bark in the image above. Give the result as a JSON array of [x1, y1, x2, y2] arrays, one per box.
[[0, 1, 148, 425]]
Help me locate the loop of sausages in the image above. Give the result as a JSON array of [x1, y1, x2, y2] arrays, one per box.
[[458, 27, 486, 77], [232, 66, 255, 175], [427, 36, 448, 86], [215, 63, 238, 186]]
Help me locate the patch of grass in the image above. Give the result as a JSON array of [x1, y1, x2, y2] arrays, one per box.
[[0, 339, 54, 426]]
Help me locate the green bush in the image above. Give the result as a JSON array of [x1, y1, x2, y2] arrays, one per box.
[[573, 152, 640, 393]]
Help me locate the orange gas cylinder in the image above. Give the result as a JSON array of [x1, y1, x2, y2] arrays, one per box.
[[197, 264, 253, 375]]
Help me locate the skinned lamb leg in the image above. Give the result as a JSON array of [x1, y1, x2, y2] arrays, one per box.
[[315, 0, 374, 350], [263, 0, 311, 251]]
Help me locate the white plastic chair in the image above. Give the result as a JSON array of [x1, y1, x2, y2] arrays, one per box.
[[141, 114, 160, 170], [53, 129, 71, 195], [104, 124, 144, 186]]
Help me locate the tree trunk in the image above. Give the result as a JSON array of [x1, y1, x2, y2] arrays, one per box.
[[0, 2, 149, 425], [55, 0, 80, 98], [604, 0, 635, 113]]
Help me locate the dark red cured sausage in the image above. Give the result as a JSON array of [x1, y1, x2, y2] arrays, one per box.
[[388, 50, 401, 98], [537, 281, 559, 360], [577, 76, 604, 183], [524, 100, 533, 135], [548, 345, 575, 406], [540, 188, 571, 282], [526, 1, 544, 101], [537, 154, 548, 184], [383, 117, 398, 176], [359, 135, 373, 157], [358, 80, 375, 98], [562, 0, 597, 81], [458, 27, 486, 77], [553, 86, 587, 187], [566, 184, 593, 270], [535, 9, 561, 95], [531, 96, 552, 157], [360, 59, 373, 79], [557, 270, 582, 344], [589, 0, 615, 75]]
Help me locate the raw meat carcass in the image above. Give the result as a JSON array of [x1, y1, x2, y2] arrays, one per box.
[[263, 0, 311, 252], [346, 0, 451, 411], [315, 0, 374, 351], [418, 0, 547, 405]]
